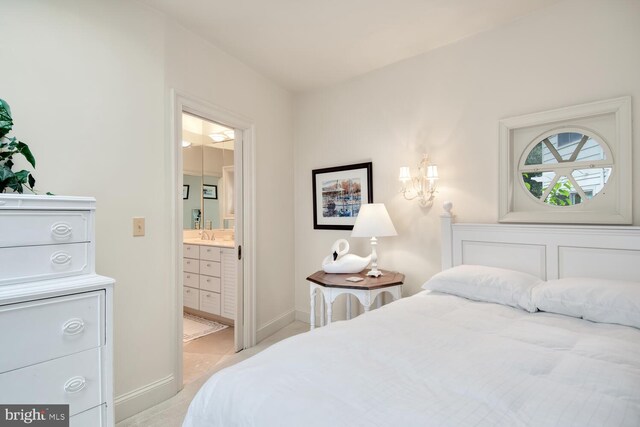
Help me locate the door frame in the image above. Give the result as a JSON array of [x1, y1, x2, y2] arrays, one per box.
[[169, 90, 257, 391]]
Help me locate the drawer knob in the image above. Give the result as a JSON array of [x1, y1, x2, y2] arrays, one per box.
[[186, 275, 191, 279], [207, 263, 211, 267], [64, 376, 87, 394], [50, 252, 72, 266], [62, 318, 85, 335], [206, 294, 210, 298], [51, 222, 73, 240]]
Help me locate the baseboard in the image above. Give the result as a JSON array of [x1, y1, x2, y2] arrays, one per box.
[[114, 374, 176, 422], [256, 309, 295, 342], [295, 309, 310, 324]]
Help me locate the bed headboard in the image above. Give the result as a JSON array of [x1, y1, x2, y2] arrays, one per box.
[[440, 202, 640, 281]]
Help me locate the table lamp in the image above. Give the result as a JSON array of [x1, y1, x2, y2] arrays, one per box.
[[351, 203, 397, 277]]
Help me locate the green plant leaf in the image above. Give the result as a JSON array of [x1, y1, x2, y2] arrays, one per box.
[[0, 99, 13, 139], [28, 174, 36, 188], [16, 142, 36, 167], [0, 165, 14, 182]]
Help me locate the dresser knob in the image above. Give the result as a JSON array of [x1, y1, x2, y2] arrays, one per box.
[[62, 318, 85, 335], [51, 222, 73, 240], [50, 252, 72, 266], [64, 376, 86, 394]]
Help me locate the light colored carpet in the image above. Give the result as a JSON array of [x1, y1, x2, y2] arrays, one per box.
[[116, 321, 309, 427], [183, 314, 228, 343]]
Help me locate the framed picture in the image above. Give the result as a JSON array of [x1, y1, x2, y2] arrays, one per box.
[[203, 184, 218, 200], [312, 162, 373, 230], [183, 185, 190, 200]]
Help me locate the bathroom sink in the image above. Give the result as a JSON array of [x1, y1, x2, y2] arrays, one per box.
[[183, 238, 234, 247]]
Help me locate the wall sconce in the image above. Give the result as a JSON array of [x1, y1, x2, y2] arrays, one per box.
[[399, 154, 439, 207]]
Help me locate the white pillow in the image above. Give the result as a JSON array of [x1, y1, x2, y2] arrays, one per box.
[[422, 265, 541, 312], [532, 277, 640, 329]]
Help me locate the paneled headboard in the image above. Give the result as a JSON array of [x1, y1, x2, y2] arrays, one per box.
[[440, 203, 640, 281]]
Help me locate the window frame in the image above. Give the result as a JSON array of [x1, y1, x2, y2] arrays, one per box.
[[499, 96, 632, 224]]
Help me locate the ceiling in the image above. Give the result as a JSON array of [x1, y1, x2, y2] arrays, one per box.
[[144, 0, 562, 92], [182, 113, 235, 150]]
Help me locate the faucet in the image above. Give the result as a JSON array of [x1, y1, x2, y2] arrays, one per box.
[[201, 230, 213, 240]]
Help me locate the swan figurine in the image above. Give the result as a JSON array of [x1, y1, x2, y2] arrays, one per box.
[[321, 239, 371, 274]]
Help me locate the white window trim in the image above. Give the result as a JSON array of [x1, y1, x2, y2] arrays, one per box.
[[499, 96, 632, 224]]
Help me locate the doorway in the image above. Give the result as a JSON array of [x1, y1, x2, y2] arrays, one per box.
[[171, 92, 256, 391]]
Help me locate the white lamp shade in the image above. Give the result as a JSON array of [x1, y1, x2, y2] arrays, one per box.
[[427, 165, 438, 180], [399, 166, 411, 182], [351, 203, 398, 237]]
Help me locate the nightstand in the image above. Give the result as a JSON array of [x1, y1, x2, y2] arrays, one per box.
[[306, 270, 404, 329]]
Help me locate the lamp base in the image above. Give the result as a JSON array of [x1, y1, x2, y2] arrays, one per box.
[[366, 268, 383, 278]]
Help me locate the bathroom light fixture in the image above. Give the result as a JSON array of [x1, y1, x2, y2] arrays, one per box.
[[351, 203, 397, 277], [208, 130, 235, 143], [209, 133, 226, 142], [182, 140, 192, 148], [399, 154, 439, 207]]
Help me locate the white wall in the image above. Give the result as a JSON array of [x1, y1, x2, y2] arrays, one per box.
[[1, 0, 294, 420], [294, 0, 640, 320]]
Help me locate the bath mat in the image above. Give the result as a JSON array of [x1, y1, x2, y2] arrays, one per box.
[[183, 313, 228, 343]]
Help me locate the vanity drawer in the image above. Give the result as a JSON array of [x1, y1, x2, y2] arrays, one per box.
[[0, 210, 90, 248], [71, 404, 105, 427], [183, 244, 200, 259], [199, 290, 221, 315], [183, 272, 199, 288], [0, 243, 91, 286], [0, 347, 102, 417], [200, 246, 221, 262], [183, 286, 199, 310], [199, 275, 221, 292], [200, 260, 220, 277], [0, 291, 104, 373], [183, 257, 199, 274]]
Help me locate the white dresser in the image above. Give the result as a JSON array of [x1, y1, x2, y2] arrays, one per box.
[[0, 194, 115, 426], [183, 243, 236, 321]]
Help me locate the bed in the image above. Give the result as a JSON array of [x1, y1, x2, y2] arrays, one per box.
[[184, 205, 640, 426]]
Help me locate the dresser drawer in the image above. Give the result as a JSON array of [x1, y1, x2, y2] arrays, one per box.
[[199, 290, 221, 315], [199, 260, 220, 277], [0, 291, 104, 373], [183, 257, 199, 274], [183, 272, 199, 288], [0, 210, 90, 248], [0, 243, 91, 286], [71, 404, 105, 427], [199, 275, 221, 292], [0, 348, 102, 416], [200, 246, 221, 262], [183, 286, 199, 310], [183, 244, 200, 259]]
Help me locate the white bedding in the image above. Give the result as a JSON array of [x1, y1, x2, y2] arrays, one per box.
[[184, 291, 640, 426]]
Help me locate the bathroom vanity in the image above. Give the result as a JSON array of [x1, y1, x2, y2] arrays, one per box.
[[183, 240, 236, 322]]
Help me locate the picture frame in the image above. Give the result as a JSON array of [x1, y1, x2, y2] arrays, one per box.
[[203, 184, 218, 200], [183, 185, 190, 200], [312, 162, 373, 230]]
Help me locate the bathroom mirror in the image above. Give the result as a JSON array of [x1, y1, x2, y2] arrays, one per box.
[[182, 112, 234, 230]]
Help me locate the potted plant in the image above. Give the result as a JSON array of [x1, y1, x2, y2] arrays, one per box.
[[0, 98, 37, 193]]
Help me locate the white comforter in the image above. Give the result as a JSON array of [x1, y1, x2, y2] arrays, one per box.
[[184, 291, 640, 426]]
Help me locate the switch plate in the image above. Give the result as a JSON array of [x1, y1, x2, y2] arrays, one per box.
[[133, 217, 145, 237]]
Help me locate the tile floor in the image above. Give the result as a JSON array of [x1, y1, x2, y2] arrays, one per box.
[[116, 321, 309, 427], [183, 326, 235, 386]]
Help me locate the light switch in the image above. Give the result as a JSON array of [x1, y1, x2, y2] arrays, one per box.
[[133, 217, 145, 237]]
